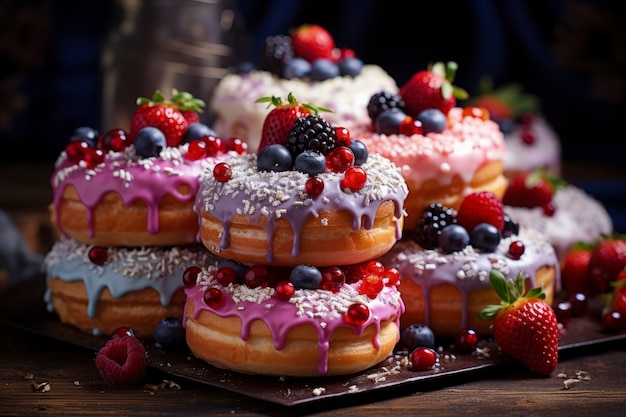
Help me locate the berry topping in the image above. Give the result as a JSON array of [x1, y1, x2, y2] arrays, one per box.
[[154, 317, 185, 350], [286, 114, 337, 157], [101, 129, 130, 152], [457, 191, 505, 233], [375, 108, 407, 135], [258, 34, 294, 76], [274, 280, 296, 301], [326, 146, 355, 173], [587, 237, 626, 294], [399, 61, 468, 117], [319, 266, 346, 292], [257, 144, 294, 172], [213, 162, 232, 182], [290, 264, 322, 290], [305, 176, 324, 197], [470, 222, 501, 252], [88, 246, 108, 265], [95, 335, 146, 387], [341, 166, 367, 191], [244, 265, 272, 288], [134, 126, 166, 158], [215, 266, 238, 286], [413, 203, 458, 249], [291, 24, 335, 63], [344, 303, 370, 325], [367, 91, 406, 123], [182, 266, 202, 288], [310, 58, 340, 80], [409, 347, 438, 371], [507, 241, 525, 259], [348, 139, 369, 166], [111, 327, 135, 339], [416, 108, 447, 134], [203, 287, 225, 308], [358, 273, 384, 298], [70, 126, 100, 148], [454, 328, 479, 352], [400, 323, 435, 350], [502, 169, 564, 216], [438, 224, 470, 254], [294, 150, 326, 176]]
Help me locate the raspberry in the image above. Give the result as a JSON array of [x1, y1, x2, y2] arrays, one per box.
[[95, 336, 146, 386], [457, 191, 504, 233]]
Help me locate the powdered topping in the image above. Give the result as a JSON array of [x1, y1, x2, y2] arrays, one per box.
[[505, 185, 613, 259], [184, 265, 404, 374], [44, 238, 216, 320], [51, 143, 232, 239], [382, 227, 560, 328], [196, 152, 408, 263], [357, 107, 506, 187]]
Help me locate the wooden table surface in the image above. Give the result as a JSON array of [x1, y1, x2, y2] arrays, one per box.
[[1, 160, 625, 416]]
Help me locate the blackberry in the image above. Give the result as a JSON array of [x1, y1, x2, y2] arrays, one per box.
[[258, 35, 294, 76], [286, 115, 337, 158], [367, 91, 405, 122], [413, 203, 458, 249]]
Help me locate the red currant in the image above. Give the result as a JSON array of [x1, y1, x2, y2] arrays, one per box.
[[274, 280, 295, 301], [226, 137, 247, 154], [521, 129, 535, 145], [344, 303, 369, 325], [88, 246, 108, 265], [399, 116, 424, 136], [359, 274, 384, 298], [244, 265, 271, 288], [102, 129, 130, 152], [186, 139, 208, 160], [462, 106, 490, 121], [326, 146, 354, 173], [202, 135, 223, 156], [111, 327, 135, 339], [542, 202, 556, 216], [215, 267, 237, 286], [601, 310, 625, 332], [554, 301, 572, 327], [182, 266, 201, 288], [382, 267, 400, 286], [319, 267, 345, 292], [83, 148, 105, 168], [409, 347, 437, 371], [569, 292, 588, 317], [454, 328, 479, 352], [203, 287, 225, 308], [335, 127, 351, 147], [508, 241, 525, 259], [364, 260, 384, 276], [305, 177, 324, 198], [343, 263, 366, 284], [213, 162, 232, 182], [341, 166, 367, 191], [66, 140, 91, 164]]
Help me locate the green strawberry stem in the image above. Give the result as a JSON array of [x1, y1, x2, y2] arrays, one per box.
[[478, 270, 546, 320], [136, 89, 205, 113], [526, 167, 567, 193], [256, 92, 332, 114], [429, 61, 469, 101]]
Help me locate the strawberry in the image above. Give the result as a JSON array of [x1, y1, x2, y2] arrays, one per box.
[[471, 94, 514, 120], [479, 270, 559, 375], [398, 61, 469, 117], [587, 237, 626, 294], [291, 24, 335, 63], [129, 89, 205, 147], [456, 191, 505, 233], [502, 168, 566, 216], [561, 242, 596, 295], [255, 93, 329, 153]]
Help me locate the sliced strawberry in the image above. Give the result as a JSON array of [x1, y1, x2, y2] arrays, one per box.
[[291, 24, 335, 63], [398, 61, 468, 117], [256, 93, 329, 153], [479, 270, 559, 375], [129, 90, 205, 147]]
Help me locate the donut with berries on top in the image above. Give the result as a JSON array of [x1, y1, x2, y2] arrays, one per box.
[[194, 100, 409, 267], [183, 259, 404, 376], [49, 90, 247, 247]]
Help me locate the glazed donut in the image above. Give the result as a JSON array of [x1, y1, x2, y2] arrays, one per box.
[[44, 238, 216, 339], [357, 108, 508, 231], [504, 185, 613, 260], [183, 262, 404, 376], [382, 228, 560, 337], [50, 141, 238, 247], [195, 153, 408, 267]]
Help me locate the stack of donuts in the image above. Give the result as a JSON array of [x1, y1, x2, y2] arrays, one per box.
[[44, 90, 244, 339], [183, 106, 409, 376]]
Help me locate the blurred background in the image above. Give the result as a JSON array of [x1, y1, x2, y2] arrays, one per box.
[[1, 0, 625, 229]]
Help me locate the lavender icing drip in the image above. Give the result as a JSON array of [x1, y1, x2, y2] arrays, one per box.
[[184, 266, 404, 375], [382, 228, 561, 328], [195, 153, 408, 263], [51, 144, 221, 239]]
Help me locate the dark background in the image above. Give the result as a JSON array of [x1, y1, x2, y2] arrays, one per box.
[[1, 0, 624, 228]]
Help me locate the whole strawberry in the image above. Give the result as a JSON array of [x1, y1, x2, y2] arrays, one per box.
[[456, 191, 505, 233], [130, 89, 205, 147], [502, 168, 565, 216], [291, 24, 335, 63], [561, 242, 595, 295], [398, 61, 468, 117], [587, 237, 626, 294], [479, 270, 559, 375], [256, 93, 329, 153]]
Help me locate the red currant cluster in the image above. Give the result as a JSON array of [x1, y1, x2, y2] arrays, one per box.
[[185, 136, 247, 161]]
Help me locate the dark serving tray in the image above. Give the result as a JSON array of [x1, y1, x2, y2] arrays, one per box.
[[3, 275, 625, 406]]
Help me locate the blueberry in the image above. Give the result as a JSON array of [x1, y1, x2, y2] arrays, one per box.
[[348, 139, 368, 166], [502, 213, 519, 238], [310, 59, 340, 81], [470, 222, 501, 252], [438, 224, 470, 253], [416, 108, 447, 134], [70, 126, 100, 148], [338, 57, 363, 77], [134, 127, 166, 158], [283, 57, 312, 79], [235, 61, 255, 74], [400, 323, 435, 350], [290, 264, 322, 289], [183, 123, 216, 143], [154, 317, 185, 350], [257, 144, 293, 172], [495, 118, 515, 134], [375, 108, 406, 135], [294, 150, 326, 176]]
